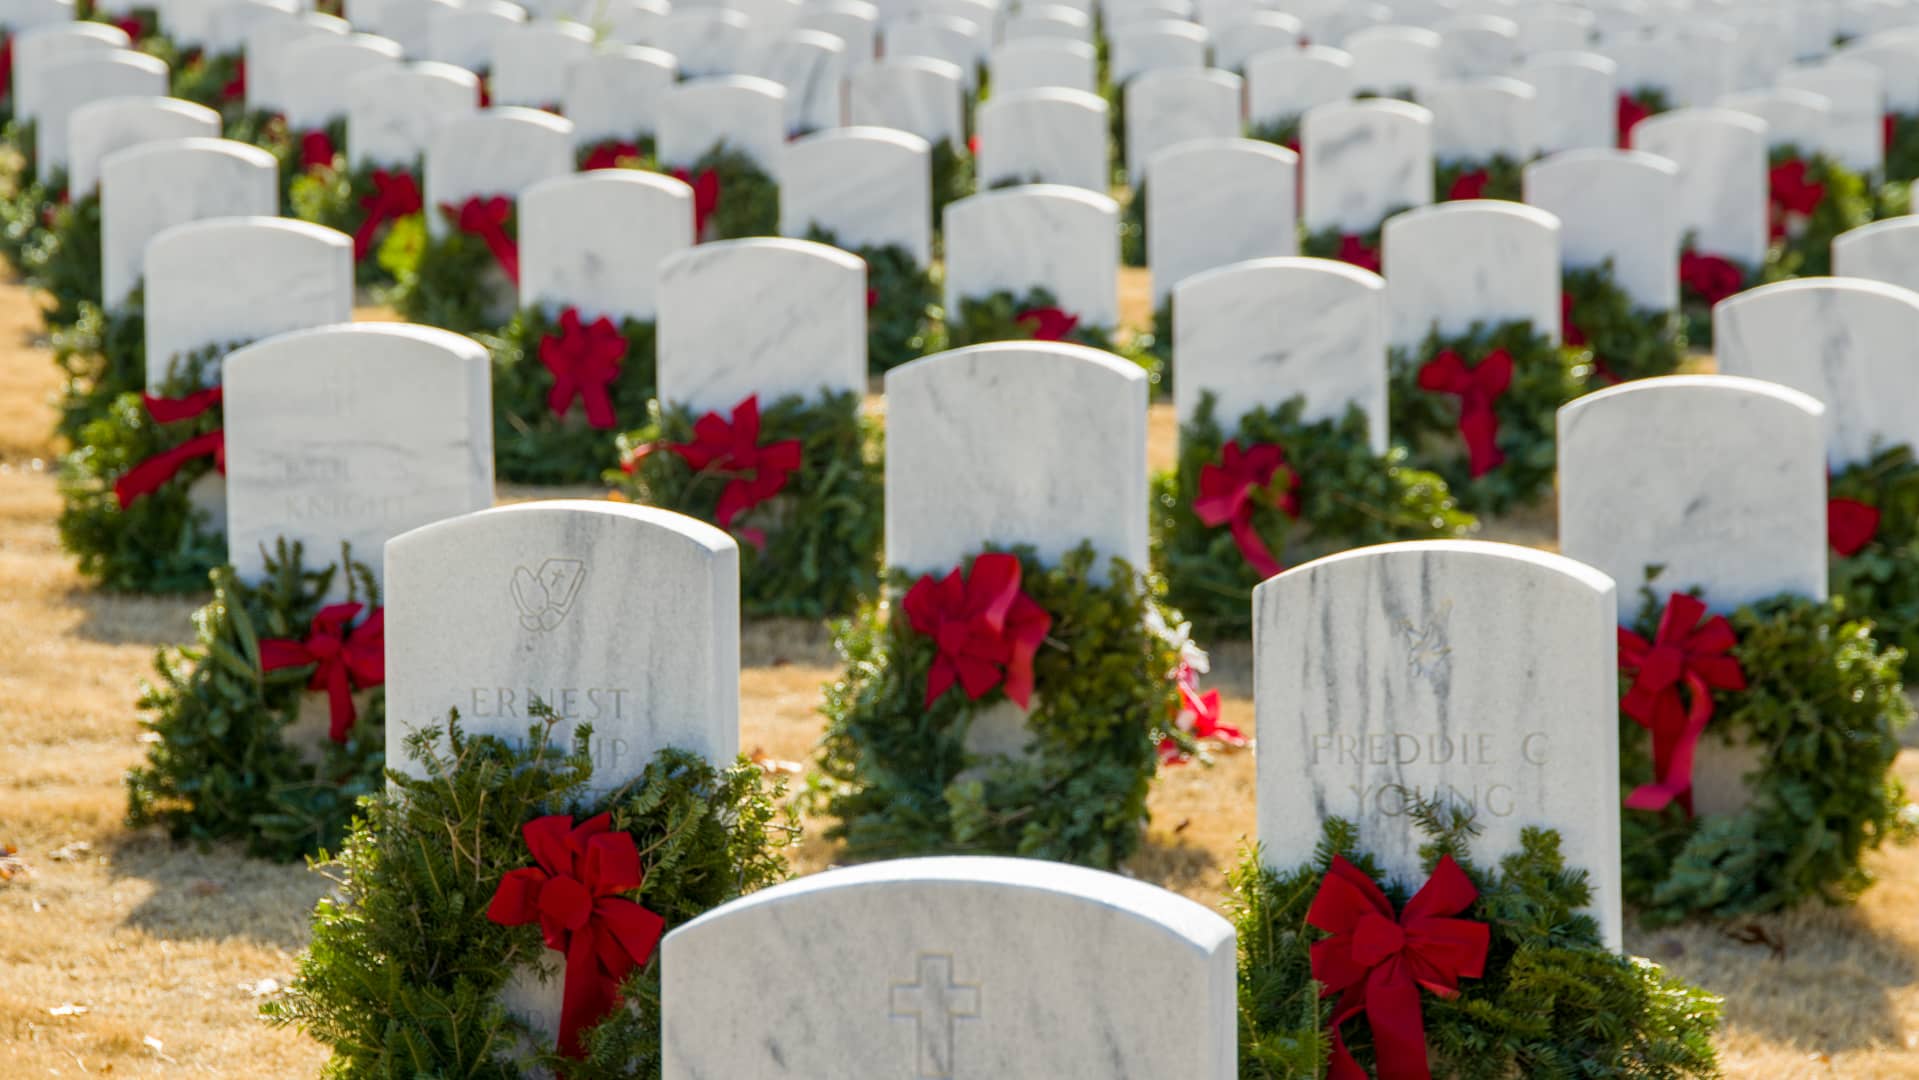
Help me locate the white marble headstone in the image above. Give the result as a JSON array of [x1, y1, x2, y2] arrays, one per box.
[[1522, 149, 1679, 312], [100, 137, 277, 309], [1837, 33, 1919, 113], [796, 0, 877, 69], [975, 88, 1109, 191], [423, 107, 574, 238], [1211, 12, 1300, 74], [244, 12, 348, 115], [1174, 256, 1388, 452], [143, 217, 353, 390], [561, 45, 676, 148], [943, 185, 1119, 325], [1424, 75, 1537, 161], [1602, 34, 1685, 105], [1517, 7, 1594, 54], [1834, 217, 1919, 295], [1123, 68, 1241, 180], [656, 238, 866, 412], [13, 21, 126, 124], [35, 49, 167, 180], [1716, 87, 1833, 157], [1345, 24, 1441, 97], [1437, 13, 1519, 77], [651, 8, 753, 78], [1715, 278, 1919, 468], [885, 341, 1148, 573], [1107, 18, 1207, 85], [1000, 5, 1090, 44], [882, 15, 984, 90], [660, 857, 1236, 1080], [1522, 51, 1617, 153], [656, 75, 786, 170], [346, 61, 479, 169], [988, 35, 1096, 94], [1383, 201, 1561, 348], [1779, 59, 1887, 174], [519, 170, 694, 323], [279, 32, 403, 130], [846, 57, 966, 147], [780, 126, 933, 265], [1301, 99, 1435, 233], [1245, 44, 1354, 130], [224, 322, 493, 603], [488, 19, 592, 107], [0, 0, 76, 49], [66, 96, 218, 199], [1147, 138, 1296, 306], [1558, 374, 1828, 610], [341, 0, 445, 57], [752, 28, 847, 134], [1631, 107, 1769, 266], [425, 0, 526, 71], [384, 499, 739, 791], [1255, 540, 1624, 949]]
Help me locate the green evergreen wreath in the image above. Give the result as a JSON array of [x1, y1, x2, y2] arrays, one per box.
[[1676, 242, 1762, 350], [1, 114, 38, 182], [19, 183, 101, 332], [1830, 444, 1919, 657], [1232, 809, 1722, 1079], [804, 225, 940, 372], [125, 540, 388, 861], [158, 46, 245, 121], [816, 543, 1184, 868], [1121, 180, 1145, 267], [50, 294, 144, 441], [1246, 115, 1300, 151], [57, 346, 230, 592], [930, 137, 975, 234], [1563, 261, 1685, 387], [266, 711, 796, 1078], [609, 389, 882, 618], [680, 143, 778, 240], [478, 306, 657, 485], [288, 158, 421, 288], [944, 285, 1115, 352], [1299, 207, 1403, 274], [1388, 320, 1585, 514], [1153, 394, 1474, 637], [1434, 154, 1524, 203], [1618, 587, 1914, 927], [224, 111, 346, 205], [0, 165, 57, 269], [383, 206, 515, 335], [1886, 111, 1919, 184], [1767, 145, 1872, 278]]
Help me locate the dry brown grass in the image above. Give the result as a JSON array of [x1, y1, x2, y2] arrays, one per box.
[[2, 271, 1917, 1077]]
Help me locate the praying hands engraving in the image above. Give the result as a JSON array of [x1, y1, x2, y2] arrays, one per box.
[[512, 559, 587, 632], [889, 953, 981, 1079]]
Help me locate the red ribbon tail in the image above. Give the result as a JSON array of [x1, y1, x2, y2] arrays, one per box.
[[555, 930, 601, 1061], [1457, 405, 1504, 478], [1228, 513, 1284, 579], [323, 662, 356, 743], [1366, 973, 1436, 1080], [1626, 672, 1715, 815], [1323, 995, 1373, 1080], [583, 387, 617, 430], [735, 526, 768, 551], [352, 209, 385, 262], [113, 432, 223, 508], [485, 228, 520, 286]]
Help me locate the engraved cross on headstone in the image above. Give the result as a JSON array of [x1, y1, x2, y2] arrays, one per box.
[[889, 952, 980, 1079]]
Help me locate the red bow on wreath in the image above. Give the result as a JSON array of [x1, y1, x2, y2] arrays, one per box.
[[221, 57, 246, 102], [658, 395, 802, 549], [0, 37, 13, 103], [113, 389, 226, 508], [1016, 306, 1078, 341], [1679, 249, 1744, 308], [670, 167, 720, 238], [355, 169, 421, 261], [1617, 92, 1652, 149], [300, 130, 335, 173], [1158, 662, 1244, 765], [1417, 348, 1511, 478], [903, 551, 1053, 709], [1309, 854, 1489, 1080], [1192, 440, 1298, 579], [1335, 234, 1381, 274], [1617, 592, 1747, 815], [540, 307, 627, 428], [113, 14, 144, 39], [1768, 158, 1825, 240], [486, 814, 666, 1062], [1829, 497, 1881, 556], [1445, 168, 1490, 201], [582, 140, 642, 172], [259, 603, 385, 743], [441, 195, 519, 285], [1560, 293, 1587, 349]]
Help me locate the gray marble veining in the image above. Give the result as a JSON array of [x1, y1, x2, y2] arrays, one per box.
[[780, 126, 932, 265], [1424, 75, 1536, 159], [1383, 201, 1560, 348], [751, 28, 847, 134], [1107, 17, 1207, 85], [1246, 44, 1354, 127], [1255, 541, 1624, 950], [1522, 50, 1615, 153], [1123, 68, 1241, 180], [1631, 107, 1769, 266], [561, 46, 675, 147], [1523, 148, 1680, 311], [1301, 98, 1434, 233], [846, 56, 966, 146], [519, 170, 693, 323], [942, 185, 1119, 324], [1437, 13, 1519, 77], [651, 8, 752, 78], [347, 61, 479, 168]]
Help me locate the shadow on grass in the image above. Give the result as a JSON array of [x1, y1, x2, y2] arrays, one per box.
[[1125, 827, 1229, 904], [107, 830, 328, 950], [742, 616, 839, 669]]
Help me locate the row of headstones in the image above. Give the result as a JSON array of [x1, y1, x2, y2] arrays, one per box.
[[348, 347, 1861, 1075]]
